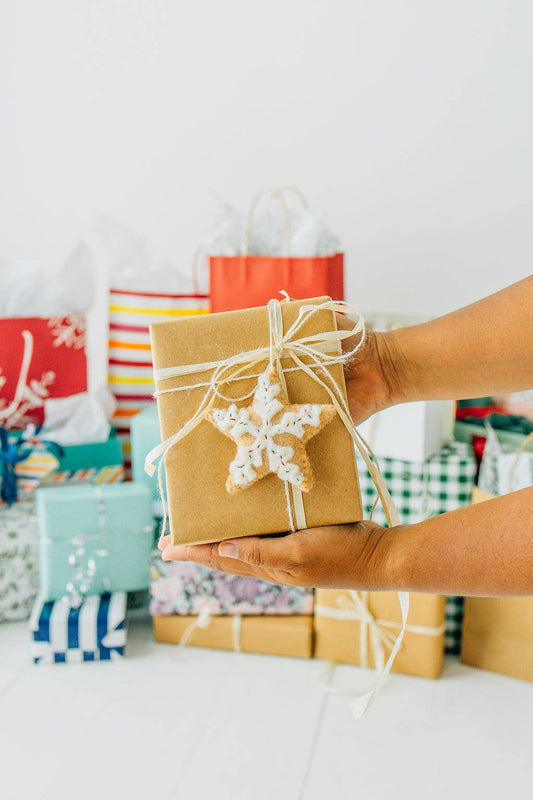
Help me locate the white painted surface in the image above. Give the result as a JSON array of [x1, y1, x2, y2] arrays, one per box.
[[1, 611, 532, 799], [1, 0, 532, 325]]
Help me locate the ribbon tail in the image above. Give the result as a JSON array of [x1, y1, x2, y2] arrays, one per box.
[[349, 590, 410, 719]]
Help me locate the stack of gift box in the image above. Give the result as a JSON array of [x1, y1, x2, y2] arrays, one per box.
[[0, 263, 156, 663]]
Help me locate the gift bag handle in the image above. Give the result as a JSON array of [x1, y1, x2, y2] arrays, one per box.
[[242, 186, 309, 257], [191, 245, 209, 295], [508, 430, 533, 493]]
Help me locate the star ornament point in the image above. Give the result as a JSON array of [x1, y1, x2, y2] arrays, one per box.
[[205, 368, 336, 494]]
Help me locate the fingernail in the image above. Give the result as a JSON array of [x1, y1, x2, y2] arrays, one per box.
[[218, 541, 239, 559]]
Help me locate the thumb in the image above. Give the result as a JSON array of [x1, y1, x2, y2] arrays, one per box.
[[218, 535, 294, 569]]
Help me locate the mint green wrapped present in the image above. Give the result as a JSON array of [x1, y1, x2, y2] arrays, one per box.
[[130, 405, 164, 514], [36, 483, 154, 603]]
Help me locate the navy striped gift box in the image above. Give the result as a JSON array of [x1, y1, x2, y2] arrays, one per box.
[[29, 592, 127, 664]]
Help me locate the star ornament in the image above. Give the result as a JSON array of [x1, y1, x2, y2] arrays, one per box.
[[205, 368, 336, 494]]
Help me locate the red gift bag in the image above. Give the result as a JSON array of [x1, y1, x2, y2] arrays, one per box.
[[0, 315, 88, 429], [209, 188, 344, 313]]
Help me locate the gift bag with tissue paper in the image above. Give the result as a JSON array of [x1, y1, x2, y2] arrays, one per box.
[[208, 187, 344, 312], [96, 217, 210, 476], [0, 246, 93, 430]]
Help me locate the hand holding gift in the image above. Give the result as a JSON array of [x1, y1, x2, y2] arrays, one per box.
[[160, 277, 533, 600]]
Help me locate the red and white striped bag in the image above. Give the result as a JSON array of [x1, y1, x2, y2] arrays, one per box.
[[108, 287, 209, 476]]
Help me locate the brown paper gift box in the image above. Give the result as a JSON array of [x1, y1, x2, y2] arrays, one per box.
[[153, 615, 313, 658], [150, 296, 362, 545], [461, 487, 533, 682], [313, 589, 446, 679]]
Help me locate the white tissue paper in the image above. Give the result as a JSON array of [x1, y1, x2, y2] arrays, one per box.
[[40, 388, 116, 446], [478, 423, 533, 495], [94, 215, 205, 294], [202, 192, 341, 258], [0, 243, 94, 316]]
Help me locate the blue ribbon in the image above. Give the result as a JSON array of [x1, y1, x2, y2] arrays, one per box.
[[0, 426, 64, 506]]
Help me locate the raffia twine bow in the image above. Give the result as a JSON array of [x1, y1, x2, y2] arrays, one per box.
[[145, 297, 409, 717]]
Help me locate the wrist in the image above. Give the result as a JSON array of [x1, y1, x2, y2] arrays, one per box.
[[376, 329, 424, 406], [373, 524, 415, 592]]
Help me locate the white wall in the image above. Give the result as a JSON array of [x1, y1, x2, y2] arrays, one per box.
[[1, 0, 532, 327]]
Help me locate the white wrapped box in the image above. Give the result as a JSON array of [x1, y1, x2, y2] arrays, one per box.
[[358, 400, 455, 462]]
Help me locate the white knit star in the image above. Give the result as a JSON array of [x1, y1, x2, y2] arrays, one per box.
[[205, 368, 336, 494]]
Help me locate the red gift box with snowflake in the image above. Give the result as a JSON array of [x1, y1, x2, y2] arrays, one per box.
[[0, 315, 87, 429]]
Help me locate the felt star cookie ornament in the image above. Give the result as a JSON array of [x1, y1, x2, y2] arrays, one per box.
[[205, 368, 336, 494]]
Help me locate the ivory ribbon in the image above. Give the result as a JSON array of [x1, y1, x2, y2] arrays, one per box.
[[145, 297, 409, 717], [176, 608, 243, 653]]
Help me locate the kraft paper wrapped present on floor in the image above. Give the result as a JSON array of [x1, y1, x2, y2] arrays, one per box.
[[461, 488, 533, 683], [314, 589, 446, 679], [150, 549, 314, 616], [0, 498, 39, 622], [148, 296, 366, 546], [153, 613, 313, 658], [356, 442, 477, 655], [36, 483, 154, 602], [30, 592, 127, 664], [460, 437, 533, 682]]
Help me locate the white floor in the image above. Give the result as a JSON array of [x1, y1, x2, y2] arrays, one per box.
[[1, 610, 532, 800]]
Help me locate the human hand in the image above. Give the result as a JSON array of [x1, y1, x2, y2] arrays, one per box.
[[158, 520, 397, 591], [338, 314, 406, 425]]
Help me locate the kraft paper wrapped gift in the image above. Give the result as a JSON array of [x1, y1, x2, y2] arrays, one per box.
[[461, 487, 533, 682], [30, 592, 127, 664], [37, 483, 154, 602], [314, 589, 446, 679], [149, 296, 362, 546], [153, 613, 313, 658], [150, 549, 314, 616]]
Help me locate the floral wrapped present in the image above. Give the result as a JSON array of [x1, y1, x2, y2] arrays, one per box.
[[356, 441, 477, 655], [37, 483, 154, 603], [153, 613, 313, 658], [0, 498, 39, 622], [150, 550, 314, 616], [30, 592, 127, 664], [0, 315, 87, 430]]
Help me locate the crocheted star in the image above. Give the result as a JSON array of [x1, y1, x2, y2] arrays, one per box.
[[205, 368, 336, 494]]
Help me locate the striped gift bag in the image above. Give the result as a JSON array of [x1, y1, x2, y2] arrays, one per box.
[[108, 287, 209, 476]]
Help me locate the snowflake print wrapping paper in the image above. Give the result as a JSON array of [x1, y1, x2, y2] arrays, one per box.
[[0, 316, 88, 429], [205, 368, 336, 494], [150, 550, 314, 616]]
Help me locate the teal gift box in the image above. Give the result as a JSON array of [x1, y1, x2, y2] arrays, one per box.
[[130, 406, 164, 513], [36, 483, 154, 602], [44, 433, 124, 485]]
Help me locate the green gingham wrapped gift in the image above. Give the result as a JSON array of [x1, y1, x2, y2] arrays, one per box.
[[356, 442, 477, 655]]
